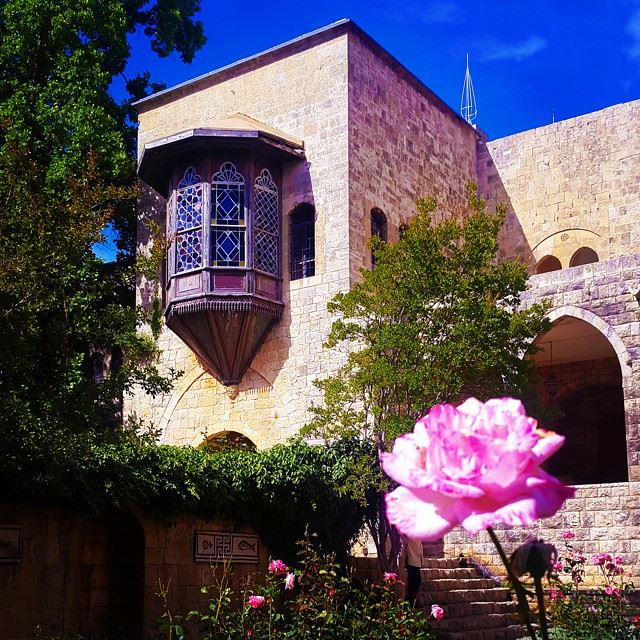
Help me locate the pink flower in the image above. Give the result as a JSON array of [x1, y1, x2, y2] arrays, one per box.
[[561, 531, 576, 540], [284, 572, 296, 590], [431, 604, 445, 620], [383, 398, 574, 540], [268, 559, 287, 575], [604, 585, 621, 597], [614, 555, 624, 565], [548, 588, 562, 601], [384, 572, 398, 583], [248, 595, 266, 609], [592, 553, 612, 566], [552, 560, 564, 571]]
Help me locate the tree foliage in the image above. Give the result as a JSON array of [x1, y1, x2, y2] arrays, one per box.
[[1, 434, 368, 563], [302, 185, 549, 570], [0, 1, 205, 442]]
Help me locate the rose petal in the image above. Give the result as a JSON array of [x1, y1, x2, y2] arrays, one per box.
[[386, 486, 458, 540], [427, 477, 485, 499], [531, 430, 565, 464], [457, 475, 575, 534]]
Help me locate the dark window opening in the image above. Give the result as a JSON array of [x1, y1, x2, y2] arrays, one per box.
[[371, 208, 387, 268], [290, 203, 315, 280], [570, 246, 599, 267], [544, 385, 627, 484], [536, 255, 562, 274]]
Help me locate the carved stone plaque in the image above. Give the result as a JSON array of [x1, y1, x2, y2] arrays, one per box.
[[194, 531, 259, 563]]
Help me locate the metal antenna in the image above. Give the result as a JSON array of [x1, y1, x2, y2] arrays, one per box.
[[460, 53, 477, 125]]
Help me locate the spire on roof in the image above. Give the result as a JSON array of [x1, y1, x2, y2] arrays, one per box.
[[460, 54, 477, 126]]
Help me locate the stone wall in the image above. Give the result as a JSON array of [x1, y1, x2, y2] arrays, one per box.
[[347, 33, 479, 282], [129, 31, 353, 448], [128, 25, 482, 449], [443, 482, 640, 583], [477, 100, 640, 270], [523, 256, 640, 480], [0, 503, 266, 639]]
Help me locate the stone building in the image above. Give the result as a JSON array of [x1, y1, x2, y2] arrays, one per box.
[[131, 19, 640, 566]]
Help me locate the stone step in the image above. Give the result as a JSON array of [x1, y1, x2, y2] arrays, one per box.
[[418, 554, 527, 640], [441, 624, 527, 640], [426, 587, 513, 604], [439, 612, 521, 631], [422, 557, 460, 569], [438, 601, 519, 618], [421, 566, 482, 580], [427, 577, 502, 591]]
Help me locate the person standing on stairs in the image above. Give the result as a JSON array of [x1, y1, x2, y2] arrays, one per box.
[[401, 535, 424, 606]]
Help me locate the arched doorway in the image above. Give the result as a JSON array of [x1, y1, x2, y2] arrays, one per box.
[[200, 430, 257, 452], [106, 511, 145, 640], [532, 315, 628, 484]]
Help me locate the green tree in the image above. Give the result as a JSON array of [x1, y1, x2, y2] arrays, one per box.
[[301, 185, 549, 571], [0, 1, 205, 453]]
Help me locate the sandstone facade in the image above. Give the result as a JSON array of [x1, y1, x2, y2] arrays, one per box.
[[130, 20, 640, 572]]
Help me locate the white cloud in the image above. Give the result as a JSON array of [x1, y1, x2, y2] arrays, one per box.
[[421, 1, 463, 25], [382, 1, 463, 25], [626, 9, 640, 60], [479, 35, 547, 63]]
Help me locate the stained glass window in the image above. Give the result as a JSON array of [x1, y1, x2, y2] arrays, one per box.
[[175, 167, 203, 273], [253, 169, 279, 275], [211, 162, 246, 267]]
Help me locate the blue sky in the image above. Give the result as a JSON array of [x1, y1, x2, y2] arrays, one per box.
[[124, 0, 640, 141], [96, 1, 639, 260]]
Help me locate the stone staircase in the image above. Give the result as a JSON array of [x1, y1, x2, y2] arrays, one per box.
[[419, 557, 527, 640]]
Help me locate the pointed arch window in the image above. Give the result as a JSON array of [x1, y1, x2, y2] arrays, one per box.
[[253, 169, 279, 275], [175, 167, 203, 273], [211, 162, 246, 267]]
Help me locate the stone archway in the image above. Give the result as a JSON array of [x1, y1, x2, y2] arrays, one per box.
[[532, 309, 629, 484]]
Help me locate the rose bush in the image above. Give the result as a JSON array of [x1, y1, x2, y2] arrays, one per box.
[[383, 397, 575, 540]]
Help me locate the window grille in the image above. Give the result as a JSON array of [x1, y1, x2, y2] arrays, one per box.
[[253, 169, 279, 275], [290, 203, 315, 280], [175, 167, 203, 273], [211, 162, 246, 268]]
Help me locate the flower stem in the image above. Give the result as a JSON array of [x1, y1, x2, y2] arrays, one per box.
[[534, 575, 550, 640], [486, 527, 537, 640]]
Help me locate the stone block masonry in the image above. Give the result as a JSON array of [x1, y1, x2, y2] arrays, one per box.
[[444, 482, 640, 585]]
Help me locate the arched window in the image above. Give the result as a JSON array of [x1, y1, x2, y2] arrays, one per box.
[[175, 167, 203, 273], [535, 255, 562, 274], [200, 431, 257, 452], [290, 203, 315, 280], [253, 169, 279, 275], [370, 208, 387, 268], [570, 247, 599, 267], [211, 162, 246, 267]]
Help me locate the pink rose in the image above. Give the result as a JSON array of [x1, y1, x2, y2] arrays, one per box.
[[604, 585, 621, 597], [383, 572, 398, 583], [383, 398, 574, 540], [431, 604, 445, 620], [268, 559, 287, 575], [284, 572, 296, 590], [592, 553, 612, 566], [248, 595, 266, 609], [561, 531, 576, 540]]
